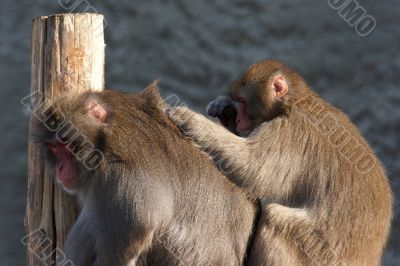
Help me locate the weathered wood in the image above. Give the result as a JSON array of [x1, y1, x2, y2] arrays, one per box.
[[25, 13, 105, 265]]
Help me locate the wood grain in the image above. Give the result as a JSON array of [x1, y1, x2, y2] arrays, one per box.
[[25, 13, 105, 265]]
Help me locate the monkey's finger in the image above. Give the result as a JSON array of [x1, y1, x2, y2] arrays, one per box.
[[217, 101, 229, 117], [206, 101, 218, 117], [165, 106, 183, 116], [165, 107, 173, 116]]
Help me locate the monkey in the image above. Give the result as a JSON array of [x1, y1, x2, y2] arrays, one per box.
[[166, 60, 393, 265], [33, 81, 258, 266]]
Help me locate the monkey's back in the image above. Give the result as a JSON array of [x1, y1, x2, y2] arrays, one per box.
[[143, 131, 257, 265], [98, 89, 257, 265], [292, 95, 392, 265]]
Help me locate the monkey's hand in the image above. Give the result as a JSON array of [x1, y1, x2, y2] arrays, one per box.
[[206, 96, 238, 134], [166, 106, 201, 138], [167, 105, 251, 184], [206, 95, 236, 118]]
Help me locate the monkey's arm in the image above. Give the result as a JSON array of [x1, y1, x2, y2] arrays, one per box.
[[63, 207, 96, 266], [252, 203, 333, 264], [167, 106, 291, 199], [167, 105, 248, 160]]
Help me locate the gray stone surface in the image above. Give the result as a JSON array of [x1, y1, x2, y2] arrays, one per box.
[[0, 0, 398, 264]]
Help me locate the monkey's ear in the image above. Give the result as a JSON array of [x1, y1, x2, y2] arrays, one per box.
[[141, 80, 165, 109], [87, 99, 107, 123], [272, 75, 289, 98]]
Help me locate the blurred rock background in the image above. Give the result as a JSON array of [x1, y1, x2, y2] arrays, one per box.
[[0, 0, 398, 264]]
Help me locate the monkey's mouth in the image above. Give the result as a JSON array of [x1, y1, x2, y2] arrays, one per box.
[[47, 141, 79, 189]]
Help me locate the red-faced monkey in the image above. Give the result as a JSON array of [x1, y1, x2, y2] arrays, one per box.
[[167, 60, 392, 265], [34, 82, 257, 266]]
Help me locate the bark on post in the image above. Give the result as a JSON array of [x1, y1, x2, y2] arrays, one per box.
[[24, 13, 105, 265]]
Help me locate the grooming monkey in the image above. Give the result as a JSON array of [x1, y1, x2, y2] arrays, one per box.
[[167, 60, 392, 265], [34, 82, 258, 266]]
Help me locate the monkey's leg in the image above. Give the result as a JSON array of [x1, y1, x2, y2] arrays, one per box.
[[256, 203, 339, 265], [247, 221, 303, 266], [63, 208, 96, 266], [247, 203, 312, 266]]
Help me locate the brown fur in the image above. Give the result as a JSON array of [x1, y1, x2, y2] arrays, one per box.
[[167, 60, 393, 265], [34, 82, 257, 266]]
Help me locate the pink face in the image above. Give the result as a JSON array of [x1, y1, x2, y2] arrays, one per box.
[[235, 98, 252, 136], [48, 141, 79, 191], [46, 99, 107, 193], [234, 75, 289, 136]]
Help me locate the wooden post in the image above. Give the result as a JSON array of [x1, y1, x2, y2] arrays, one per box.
[[24, 13, 105, 265]]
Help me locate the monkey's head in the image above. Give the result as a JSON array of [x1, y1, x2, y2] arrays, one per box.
[[33, 91, 110, 194], [34, 81, 167, 195], [230, 59, 306, 135]]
